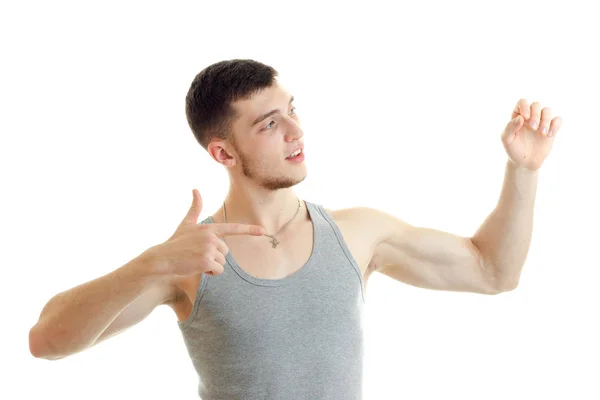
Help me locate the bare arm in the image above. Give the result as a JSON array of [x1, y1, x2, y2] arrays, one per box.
[[362, 208, 499, 295], [471, 159, 538, 290], [352, 100, 559, 295], [363, 160, 538, 295], [28, 247, 176, 360], [28, 188, 264, 360]]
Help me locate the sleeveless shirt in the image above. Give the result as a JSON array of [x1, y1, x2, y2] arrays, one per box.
[[176, 201, 366, 399]]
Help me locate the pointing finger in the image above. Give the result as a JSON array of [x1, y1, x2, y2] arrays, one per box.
[[210, 223, 266, 237]]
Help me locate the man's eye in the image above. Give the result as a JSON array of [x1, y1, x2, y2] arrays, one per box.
[[263, 107, 296, 130]]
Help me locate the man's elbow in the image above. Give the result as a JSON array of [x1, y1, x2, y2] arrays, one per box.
[[477, 269, 519, 295], [29, 325, 46, 359], [496, 280, 520, 293], [29, 324, 66, 360], [489, 274, 520, 294]]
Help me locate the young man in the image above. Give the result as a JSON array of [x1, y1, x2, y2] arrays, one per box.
[[29, 59, 563, 399]]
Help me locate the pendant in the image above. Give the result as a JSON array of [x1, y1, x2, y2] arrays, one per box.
[[269, 236, 280, 248]]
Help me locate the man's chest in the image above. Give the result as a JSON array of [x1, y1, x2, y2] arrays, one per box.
[[227, 211, 375, 280], [173, 208, 377, 322]]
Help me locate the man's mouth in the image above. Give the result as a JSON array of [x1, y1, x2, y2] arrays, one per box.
[[286, 148, 303, 159]]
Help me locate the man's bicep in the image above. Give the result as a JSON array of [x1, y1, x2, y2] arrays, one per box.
[[370, 233, 499, 295], [370, 240, 457, 290]]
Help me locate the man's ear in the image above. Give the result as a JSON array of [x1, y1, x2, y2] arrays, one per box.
[[208, 141, 237, 167]]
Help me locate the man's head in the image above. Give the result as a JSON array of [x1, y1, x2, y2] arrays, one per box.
[[185, 59, 306, 191]]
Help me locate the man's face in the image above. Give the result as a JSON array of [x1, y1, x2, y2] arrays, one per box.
[[229, 82, 307, 190]]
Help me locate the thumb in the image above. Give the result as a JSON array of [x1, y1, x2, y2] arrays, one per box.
[[502, 115, 522, 145], [181, 189, 203, 226]]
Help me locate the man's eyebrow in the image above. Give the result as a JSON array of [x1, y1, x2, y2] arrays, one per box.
[[250, 96, 294, 127]]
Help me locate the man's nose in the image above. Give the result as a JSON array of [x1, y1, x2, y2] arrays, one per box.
[[285, 119, 303, 141]]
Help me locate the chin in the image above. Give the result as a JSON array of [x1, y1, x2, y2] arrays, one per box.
[[261, 172, 307, 191]]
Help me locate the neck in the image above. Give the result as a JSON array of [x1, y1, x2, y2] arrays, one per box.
[[220, 183, 301, 235]]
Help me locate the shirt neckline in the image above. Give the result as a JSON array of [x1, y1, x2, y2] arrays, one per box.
[[206, 200, 319, 287]]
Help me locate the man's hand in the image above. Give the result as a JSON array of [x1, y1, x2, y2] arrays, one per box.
[[501, 98, 563, 171], [149, 189, 266, 278]]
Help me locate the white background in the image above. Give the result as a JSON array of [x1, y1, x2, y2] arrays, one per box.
[[2, 1, 599, 399]]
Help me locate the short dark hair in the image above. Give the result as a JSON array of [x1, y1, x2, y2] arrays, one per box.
[[185, 59, 279, 150]]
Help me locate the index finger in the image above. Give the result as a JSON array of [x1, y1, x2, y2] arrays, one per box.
[[209, 223, 266, 237]]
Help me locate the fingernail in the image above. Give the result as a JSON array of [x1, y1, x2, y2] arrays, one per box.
[[548, 130, 554, 137], [541, 126, 547, 135], [530, 121, 538, 130]]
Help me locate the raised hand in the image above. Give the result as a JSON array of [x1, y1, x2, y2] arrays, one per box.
[[501, 98, 563, 171]]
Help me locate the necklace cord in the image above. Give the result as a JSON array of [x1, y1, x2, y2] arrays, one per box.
[[222, 198, 301, 248]]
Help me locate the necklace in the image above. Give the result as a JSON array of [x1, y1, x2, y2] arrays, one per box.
[[223, 197, 301, 249]]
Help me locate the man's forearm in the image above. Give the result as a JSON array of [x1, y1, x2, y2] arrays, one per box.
[[471, 159, 539, 291], [30, 250, 166, 358]]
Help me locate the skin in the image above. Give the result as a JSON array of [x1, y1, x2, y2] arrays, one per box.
[[199, 80, 564, 296], [355, 99, 564, 294], [29, 78, 563, 360], [206, 80, 308, 236]]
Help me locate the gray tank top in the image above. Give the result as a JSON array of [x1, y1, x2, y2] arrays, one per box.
[[177, 201, 366, 399]]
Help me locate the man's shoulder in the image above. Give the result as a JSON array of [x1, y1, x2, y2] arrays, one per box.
[[324, 205, 378, 222], [323, 205, 406, 245], [322, 206, 380, 235]]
